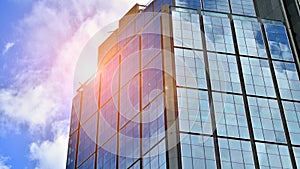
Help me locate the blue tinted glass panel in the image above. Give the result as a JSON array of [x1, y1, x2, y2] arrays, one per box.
[[231, 0, 256, 16], [142, 15, 162, 67], [101, 56, 119, 106], [177, 88, 212, 134], [208, 53, 241, 93], [218, 138, 254, 168], [78, 155, 95, 169], [143, 139, 167, 169], [256, 143, 292, 168], [203, 0, 229, 13], [282, 101, 300, 145], [248, 97, 286, 143], [234, 19, 266, 57], [175, 0, 201, 9], [119, 115, 140, 169], [241, 57, 276, 97], [77, 113, 97, 166], [66, 132, 78, 169], [180, 133, 216, 169], [204, 15, 235, 53], [294, 147, 300, 168], [155, 0, 173, 12], [265, 24, 294, 61], [273, 61, 300, 101], [172, 11, 202, 49], [98, 97, 118, 146], [175, 48, 206, 89], [97, 136, 117, 169], [81, 80, 99, 123], [213, 93, 249, 139], [142, 93, 165, 154], [142, 55, 163, 108], [119, 19, 136, 48], [121, 37, 140, 87], [120, 74, 140, 127]]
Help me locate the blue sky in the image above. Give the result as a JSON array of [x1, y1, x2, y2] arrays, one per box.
[[0, 0, 149, 168]]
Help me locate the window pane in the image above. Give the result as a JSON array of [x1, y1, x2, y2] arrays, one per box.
[[208, 53, 241, 93], [204, 15, 235, 54], [241, 57, 276, 97], [213, 93, 249, 139], [248, 97, 286, 143]]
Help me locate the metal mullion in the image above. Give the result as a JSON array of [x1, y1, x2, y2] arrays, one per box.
[[229, 16, 260, 169], [261, 23, 298, 169], [116, 54, 121, 169]]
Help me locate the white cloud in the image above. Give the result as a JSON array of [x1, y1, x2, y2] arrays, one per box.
[[29, 120, 69, 169], [0, 156, 11, 169], [2, 42, 15, 55]]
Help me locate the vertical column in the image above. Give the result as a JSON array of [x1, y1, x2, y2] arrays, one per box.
[[261, 23, 298, 169], [161, 5, 182, 169]]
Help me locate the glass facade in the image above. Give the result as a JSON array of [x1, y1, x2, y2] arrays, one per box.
[[67, 0, 300, 168]]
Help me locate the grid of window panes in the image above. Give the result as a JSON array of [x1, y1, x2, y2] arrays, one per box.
[[234, 19, 267, 57], [218, 138, 255, 168], [180, 133, 216, 169], [240, 57, 276, 97], [172, 11, 202, 50], [213, 93, 249, 139], [203, 14, 235, 54], [174, 48, 206, 89], [171, 1, 300, 168], [67, 0, 300, 168], [208, 52, 241, 93], [248, 97, 286, 143]]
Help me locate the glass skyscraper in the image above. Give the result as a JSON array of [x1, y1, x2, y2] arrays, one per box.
[[66, 0, 300, 168]]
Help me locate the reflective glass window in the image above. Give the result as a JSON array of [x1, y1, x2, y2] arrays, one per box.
[[119, 19, 136, 48], [120, 74, 140, 127], [248, 97, 286, 143], [155, 0, 172, 12], [172, 11, 202, 49], [241, 57, 276, 97], [175, 0, 201, 9], [294, 147, 300, 168], [218, 138, 254, 168], [180, 133, 216, 169], [77, 113, 97, 166], [177, 88, 212, 134], [203, 0, 229, 13], [142, 15, 162, 67], [230, 0, 256, 16], [234, 19, 266, 57], [119, 115, 140, 169], [256, 143, 292, 168], [208, 53, 241, 93], [121, 37, 140, 87], [142, 93, 165, 154], [265, 24, 294, 61], [204, 15, 235, 53], [273, 61, 300, 101], [78, 155, 95, 169], [143, 139, 167, 169], [142, 55, 163, 108], [175, 48, 206, 89], [213, 93, 249, 139], [97, 136, 117, 169], [101, 56, 119, 106], [66, 132, 78, 169], [81, 80, 99, 123], [98, 97, 118, 146], [282, 101, 300, 145]]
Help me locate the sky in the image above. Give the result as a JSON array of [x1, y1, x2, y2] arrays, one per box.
[[0, 0, 149, 168]]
